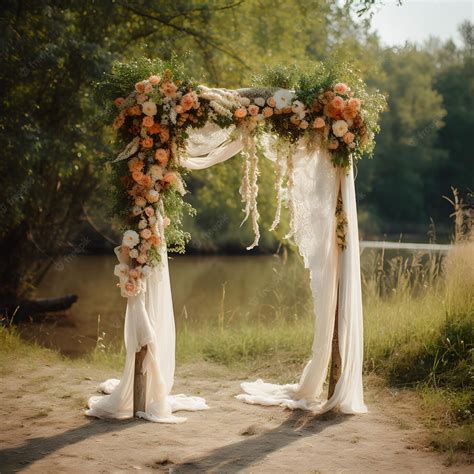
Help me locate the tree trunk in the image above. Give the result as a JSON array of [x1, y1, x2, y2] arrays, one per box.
[[134, 345, 147, 416], [328, 286, 341, 399]]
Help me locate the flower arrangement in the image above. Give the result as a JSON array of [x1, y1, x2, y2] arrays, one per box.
[[99, 58, 384, 297]]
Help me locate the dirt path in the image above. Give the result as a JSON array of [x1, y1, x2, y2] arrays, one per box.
[[0, 359, 469, 473]]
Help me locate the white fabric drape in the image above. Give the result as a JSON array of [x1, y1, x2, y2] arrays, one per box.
[[87, 121, 366, 423], [86, 248, 208, 423]]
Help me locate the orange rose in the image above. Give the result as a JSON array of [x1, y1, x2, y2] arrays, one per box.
[[154, 148, 169, 165], [140, 175, 153, 188], [142, 116, 154, 128], [148, 123, 162, 135], [160, 81, 177, 98], [262, 106, 273, 118], [112, 115, 124, 129], [114, 97, 125, 107], [150, 235, 161, 247], [175, 105, 184, 114], [266, 97, 276, 107], [342, 107, 357, 121], [234, 107, 247, 119], [141, 137, 153, 149], [132, 171, 144, 183], [135, 81, 145, 93], [159, 129, 170, 143], [128, 105, 141, 116], [128, 158, 144, 173]]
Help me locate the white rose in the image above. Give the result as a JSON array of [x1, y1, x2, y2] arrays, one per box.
[[122, 230, 139, 248], [272, 89, 295, 109], [142, 101, 157, 116], [141, 265, 152, 278], [332, 120, 349, 137], [239, 97, 251, 106], [254, 97, 265, 107], [146, 189, 159, 203], [129, 248, 139, 258], [113, 263, 129, 277], [149, 164, 164, 180]]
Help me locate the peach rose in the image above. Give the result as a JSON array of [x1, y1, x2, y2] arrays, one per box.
[[146, 190, 159, 203], [314, 117, 325, 129], [135, 81, 145, 93], [328, 139, 339, 150], [331, 96, 345, 110], [142, 116, 154, 128], [128, 158, 144, 172], [181, 92, 196, 111], [144, 84, 153, 94], [136, 93, 147, 104], [175, 105, 184, 114], [299, 120, 309, 130], [163, 216, 171, 227], [148, 75, 161, 85], [114, 97, 125, 107], [343, 132, 355, 144], [129, 269, 139, 279], [125, 281, 136, 292], [145, 206, 155, 217], [342, 107, 357, 121], [334, 83, 348, 94], [262, 107, 274, 118], [140, 228, 152, 239], [163, 172, 177, 184], [160, 81, 177, 98], [154, 148, 169, 165], [137, 254, 147, 264], [234, 107, 247, 119], [248, 104, 259, 116], [347, 98, 362, 111], [141, 137, 153, 149], [135, 196, 146, 207], [266, 97, 276, 107]]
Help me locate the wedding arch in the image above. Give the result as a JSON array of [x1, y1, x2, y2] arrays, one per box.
[[86, 59, 384, 423]]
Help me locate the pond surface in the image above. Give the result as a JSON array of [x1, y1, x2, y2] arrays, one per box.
[[21, 254, 310, 356], [19, 247, 445, 357]]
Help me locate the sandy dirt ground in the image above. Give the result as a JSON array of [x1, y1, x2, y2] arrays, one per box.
[[0, 359, 471, 473]]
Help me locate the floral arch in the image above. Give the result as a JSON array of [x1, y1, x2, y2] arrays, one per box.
[[86, 59, 384, 423]]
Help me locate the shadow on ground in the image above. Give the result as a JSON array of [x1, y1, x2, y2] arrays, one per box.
[[0, 418, 138, 472], [172, 410, 349, 473]]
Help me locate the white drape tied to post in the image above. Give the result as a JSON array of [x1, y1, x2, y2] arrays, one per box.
[[87, 121, 366, 423]]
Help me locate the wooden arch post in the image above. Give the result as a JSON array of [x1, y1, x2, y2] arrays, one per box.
[[134, 345, 148, 415], [328, 186, 343, 400]]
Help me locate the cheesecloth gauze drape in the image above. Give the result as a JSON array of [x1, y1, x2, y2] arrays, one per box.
[[86, 121, 366, 423]]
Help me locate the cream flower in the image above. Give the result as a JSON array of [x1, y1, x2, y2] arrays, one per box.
[[122, 230, 139, 248], [291, 100, 306, 119], [149, 164, 164, 181], [332, 119, 349, 137], [138, 219, 147, 230], [272, 89, 295, 110], [254, 97, 265, 107], [129, 248, 139, 259], [141, 265, 152, 278], [146, 189, 160, 203], [142, 101, 157, 116]]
